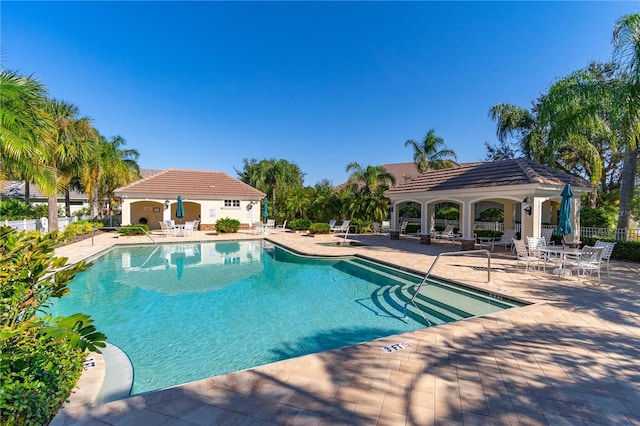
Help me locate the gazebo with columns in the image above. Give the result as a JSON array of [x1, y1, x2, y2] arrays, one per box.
[[384, 158, 594, 244]]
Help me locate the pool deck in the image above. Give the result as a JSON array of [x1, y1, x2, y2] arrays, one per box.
[[51, 230, 640, 425]]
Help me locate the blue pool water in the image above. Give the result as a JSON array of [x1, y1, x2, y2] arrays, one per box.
[[51, 241, 522, 395]]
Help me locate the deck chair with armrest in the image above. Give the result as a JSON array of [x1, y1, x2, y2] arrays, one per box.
[[594, 241, 616, 276], [276, 220, 287, 233], [513, 238, 540, 273], [332, 220, 351, 234], [432, 224, 455, 240], [564, 246, 604, 285], [399, 221, 408, 235], [488, 229, 516, 252]]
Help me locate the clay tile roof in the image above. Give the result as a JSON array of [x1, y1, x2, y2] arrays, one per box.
[[386, 158, 593, 194], [114, 169, 265, 199]]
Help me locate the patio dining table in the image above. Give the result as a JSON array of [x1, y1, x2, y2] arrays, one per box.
[[539, 246, 583, 279]]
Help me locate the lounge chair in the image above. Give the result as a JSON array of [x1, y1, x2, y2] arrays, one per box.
[[399, 221, 408, 235], [594, 241, 616, 276], [488, 229, 515, 252], [276, 220, 287, 233], [332, 220, 351, 234], [513, 238, 540, 273], [372, 222, 382, 234], [157, 221, 172, 237], [381, 221, 390, 233], [328, 219, 337, 231], [432, 224, 455, 240]]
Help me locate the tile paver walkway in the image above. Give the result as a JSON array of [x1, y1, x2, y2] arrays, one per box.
[[51, 230, 640, 425]]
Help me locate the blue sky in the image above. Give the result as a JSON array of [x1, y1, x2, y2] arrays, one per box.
[[2, 1, 638, 186]]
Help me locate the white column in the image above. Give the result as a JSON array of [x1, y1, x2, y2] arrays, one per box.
[[121, 200, 131, 226]]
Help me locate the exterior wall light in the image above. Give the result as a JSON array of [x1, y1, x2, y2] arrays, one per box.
[[523, 197, 532, 216], [164, 200, 170, 210]]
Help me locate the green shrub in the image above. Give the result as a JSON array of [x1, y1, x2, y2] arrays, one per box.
[[406, 223, 420, 234], [309, 222, 331, 234], [581, 206, 615, 228], [116, 223, 150, 236], [474, 229, 503, 239], [215, 218, 240, 233], [0, 229, 106, 425], [1, 331, 85, 426], [61, 220, 99, 242], [0, 199, 51, 220], [289, 218, 312, 231], [477, 207, 504, 222]]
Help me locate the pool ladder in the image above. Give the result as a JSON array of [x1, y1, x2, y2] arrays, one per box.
[[403, 249, 492, 319]]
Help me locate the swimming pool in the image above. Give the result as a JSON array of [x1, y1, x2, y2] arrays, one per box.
[[51, 241, 524, 396]]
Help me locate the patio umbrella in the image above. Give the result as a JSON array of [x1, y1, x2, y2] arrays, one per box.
[[262, 197, 269, 223], [556, 184, 573, 236], [176, 196, 185, 223]]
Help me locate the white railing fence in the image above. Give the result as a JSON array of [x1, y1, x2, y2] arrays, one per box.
[[2, 216, 93, 232]]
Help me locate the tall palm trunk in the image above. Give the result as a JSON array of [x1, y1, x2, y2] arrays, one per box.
[[64, 189, 71, 217], [47, 193, 58, 232], [616, 143, 639, 231]]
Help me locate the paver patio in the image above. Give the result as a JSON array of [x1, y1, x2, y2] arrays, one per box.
[[51, 230, 640, 425]]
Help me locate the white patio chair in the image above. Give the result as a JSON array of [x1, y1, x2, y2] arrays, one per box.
[[372, 222, 381, 234], [381, 221, 390, 233], [432, 224, 455, 240], [276, 220, 287, 233], [564, 246, 604, 284], [265, 219, 275, 233], [332, 220, 351, 234], [594, 241, 616, 276], [157, 221, 171, 237], [183, 221, 195, 236], [487, 229, 515, 252], [513, 238, 540, 273], [399, 221, 408, 235], [328, 219, 337, 231]]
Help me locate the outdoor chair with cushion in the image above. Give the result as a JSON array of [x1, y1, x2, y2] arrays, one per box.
[[564, 245, 604, 285], [513, 238, 540, 273], [594, 241, 616, 276]]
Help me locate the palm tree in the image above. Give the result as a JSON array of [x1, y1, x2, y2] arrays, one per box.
[[488, 103, 547, 163], [0, 70, 55, 198], [611, 13, 640, 231], [42, 99, 97, 231], [345, 162, 395, 222], [94, 135, 140, 219], [404, 129, 457, 173], [236, 158, 305, 219]]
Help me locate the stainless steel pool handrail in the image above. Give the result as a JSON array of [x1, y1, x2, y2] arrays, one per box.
[[403, 249, 491, 318], [92, 226, 156, 245]]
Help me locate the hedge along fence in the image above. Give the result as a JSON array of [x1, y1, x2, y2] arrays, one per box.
[[581, 237, 640, 262]]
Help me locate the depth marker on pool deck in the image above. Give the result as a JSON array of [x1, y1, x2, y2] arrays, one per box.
[[381, 342, 413, 353]]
